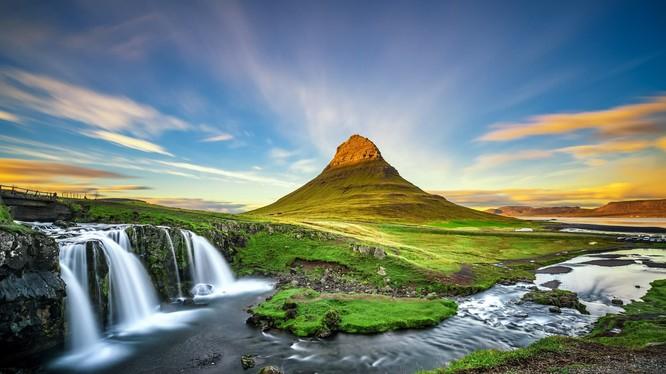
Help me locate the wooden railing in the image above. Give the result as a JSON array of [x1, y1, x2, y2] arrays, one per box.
[[0, 185, 58, 201]]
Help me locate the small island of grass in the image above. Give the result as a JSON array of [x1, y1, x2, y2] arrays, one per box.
[[249, 288, 458, 337]]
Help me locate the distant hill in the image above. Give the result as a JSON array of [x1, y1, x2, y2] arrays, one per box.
[[249, 135, 510, 222], [485, 206, 589, 217], [487, 199, 666, 218]]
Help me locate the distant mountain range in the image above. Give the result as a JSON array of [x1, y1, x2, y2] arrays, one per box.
[[250, 135, 508, 222], [486, 199, 666, 218]]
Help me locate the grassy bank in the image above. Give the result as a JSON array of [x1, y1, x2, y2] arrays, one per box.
[[423, 279, 666, 373], [65, 198, 247, 231], [250, 288, 457, 337]]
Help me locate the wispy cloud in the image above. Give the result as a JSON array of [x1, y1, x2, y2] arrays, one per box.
[[0, 69, 190, 138], [478, 95, 666, 142], [0, 110, 19, 123], [155, 160, 295, 187], [289, 159, 319, 174], [142, 197, 247, 213], [466, 150, 553, 172], [201, 133, 234, 142], [86, 130, 173, 156], [0, 158, 130, 188]]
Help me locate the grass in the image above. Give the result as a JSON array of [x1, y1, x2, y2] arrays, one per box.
[[66, 198, 247, 231], [251, 288, 458, 337], [424, 279, 666, 373], [0, 199, 32, 233], [588, 279, 666, 348], [423, 336, 569, 373]]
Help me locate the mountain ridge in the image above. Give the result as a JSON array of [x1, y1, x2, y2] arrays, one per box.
[[249, 135, 509, 222], [487, 199, 666, 218]]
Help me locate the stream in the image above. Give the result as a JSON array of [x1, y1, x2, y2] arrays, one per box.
[[27, 223, 666, 373]]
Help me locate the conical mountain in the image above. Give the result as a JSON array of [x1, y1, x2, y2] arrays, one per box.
[[250, 135, 505, 222]]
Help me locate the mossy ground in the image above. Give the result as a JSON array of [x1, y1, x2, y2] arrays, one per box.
[[251, 288, 457, 337], [424, 279, 666, 373]]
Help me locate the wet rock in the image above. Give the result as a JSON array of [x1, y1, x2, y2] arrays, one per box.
[[611, 298, 624, 306], [258, 366, 283, 374], [536, 265, 573, 274], [240, 354, 255, 369], [635, 285, 641, 288], [0, 229, 65, 366], [522, 289, 588, 314], [191, 283, 215, 296], [549, 306, 561, 313], [53, 220, 74, 228]]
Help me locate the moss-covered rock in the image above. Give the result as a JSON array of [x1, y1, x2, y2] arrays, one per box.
[[521, 288, 589, 314]]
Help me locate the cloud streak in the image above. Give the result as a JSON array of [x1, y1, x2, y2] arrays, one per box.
[[155, 160, 295, 187], [0, 68, 190, 138], [142, 197, 247, 213], [479, 95, 666, 141], [86, 130, 173, 156]]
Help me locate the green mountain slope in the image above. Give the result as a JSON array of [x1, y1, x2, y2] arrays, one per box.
[[249, 135, 510, 223]]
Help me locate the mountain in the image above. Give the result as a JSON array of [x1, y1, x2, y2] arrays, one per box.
[[487, 199, 666, 218], [250, 135, 508, 222], [486, 206, 589, 217], [579, 199, 666, 217]]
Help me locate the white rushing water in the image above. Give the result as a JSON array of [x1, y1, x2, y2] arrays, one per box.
[[161, 228, 183, 298], [181, 230, 234, 293], [59, 264, 101, 350]]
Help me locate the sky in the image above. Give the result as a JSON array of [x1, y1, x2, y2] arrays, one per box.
[[0, 0, 665, 212]]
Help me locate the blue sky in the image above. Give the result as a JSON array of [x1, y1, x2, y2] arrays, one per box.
[[1, 0, 665, 211]]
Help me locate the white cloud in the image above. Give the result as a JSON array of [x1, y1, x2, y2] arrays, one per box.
[[155, 160, 296, 187], [202, 133, 234, 142], [466, 150, 554, 173], [86, 130, 173, 156], [269, 147, 297, 161], [0, 110, 19, 123], [0, 69, 190, 137], [289, 158, 319, 174]]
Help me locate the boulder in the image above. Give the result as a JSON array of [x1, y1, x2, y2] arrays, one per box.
[[240, 354, 255, 369], [0, 229, 65, 366], [258, 366, 283, 374]]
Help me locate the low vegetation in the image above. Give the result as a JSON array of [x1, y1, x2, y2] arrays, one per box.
[[589, 279, 666, 348], [250, 288, 457, 337]]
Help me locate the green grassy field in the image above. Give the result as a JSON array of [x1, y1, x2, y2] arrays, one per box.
[[250, 288, 458, 336]]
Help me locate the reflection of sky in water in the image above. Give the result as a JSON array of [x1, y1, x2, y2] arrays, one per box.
[[536, 248, 666, 316]]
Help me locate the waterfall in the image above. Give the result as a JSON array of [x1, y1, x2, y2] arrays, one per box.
[[59, 244, 101, 351], [94, 234, 159, 328], [181, 230, 234, 293], [161, 228, 183, 298]]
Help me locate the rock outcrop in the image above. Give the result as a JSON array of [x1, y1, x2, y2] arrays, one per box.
[[0, 228, 65, 366]]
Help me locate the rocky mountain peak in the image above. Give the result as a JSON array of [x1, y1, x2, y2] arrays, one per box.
[[325, 134, 383, 170]]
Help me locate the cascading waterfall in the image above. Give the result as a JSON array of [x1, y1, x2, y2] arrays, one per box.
[[59, 243, 100, 351], [161, 228, 183, 298], [25, 222, 273, 371], [95, 234, 159, 328], [181, 230, 235, 293]]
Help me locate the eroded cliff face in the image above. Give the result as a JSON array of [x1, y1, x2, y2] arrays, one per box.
[[0, 228, 65, 366]]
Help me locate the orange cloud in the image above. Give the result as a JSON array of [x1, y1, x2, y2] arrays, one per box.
[[556, 139, 655, 158], [0, 158, 127, 182], [479, 95, 666, 141]]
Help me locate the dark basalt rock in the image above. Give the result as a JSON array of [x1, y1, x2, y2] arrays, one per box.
[[0, 229, 65, 366]]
